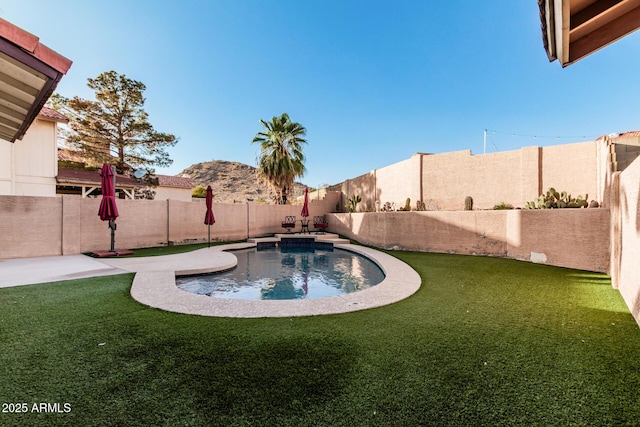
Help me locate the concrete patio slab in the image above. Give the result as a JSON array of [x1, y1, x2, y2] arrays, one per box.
[[98, 245, 243, 276], [0, 254, 128, 288]]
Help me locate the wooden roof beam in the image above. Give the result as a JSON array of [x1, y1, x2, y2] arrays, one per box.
[[569, 3, 640, 65], [571, 0, 624, 29]]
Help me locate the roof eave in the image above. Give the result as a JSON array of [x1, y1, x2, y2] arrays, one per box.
[[56, 178, 141, 189], [540, 0, 570, 66], [540, 0, 558, 62], [542, 0, 640, 67], [0, 18, 72, 143]]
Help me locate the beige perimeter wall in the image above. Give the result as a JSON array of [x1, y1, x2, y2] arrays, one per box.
[[327, 209, 610, 273], [0, 192, 340, 259], [610, 156, 640, 321], [331, 142, 599, 211]]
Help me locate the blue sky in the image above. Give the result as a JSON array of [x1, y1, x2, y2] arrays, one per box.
[[5, 1, 640, 187]]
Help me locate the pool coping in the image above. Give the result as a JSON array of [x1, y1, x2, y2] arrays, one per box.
[[99, 237, 422, 318]]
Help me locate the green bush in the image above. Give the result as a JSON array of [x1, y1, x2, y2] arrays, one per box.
[[192, 185, 207, 198], [493, 202, 514, 210]]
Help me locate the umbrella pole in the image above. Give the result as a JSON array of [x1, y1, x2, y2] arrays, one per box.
[[208, 224, 211, 248], [109, 220, 116, 252]]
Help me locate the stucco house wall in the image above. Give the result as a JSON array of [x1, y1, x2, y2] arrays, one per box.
[[0, 112, 62, 197], [152, 175, 194, 201], [154, 185, 192, 201]]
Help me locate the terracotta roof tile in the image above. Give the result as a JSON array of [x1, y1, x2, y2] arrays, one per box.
[[156, 175, 194, 188], [38, 107, 68, 123], [596, 130, 640, 141], [0, 18, 72, 142], [0, 18, 72, 74], [616, 131, 640, 138], [58, 149, 84, 162]]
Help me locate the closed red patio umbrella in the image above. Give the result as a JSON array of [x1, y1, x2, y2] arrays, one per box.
[[204, 185, 215, 247], [301, 187, 309, 217], [300, 187, 309, 233], [98, 164, 119, 252]]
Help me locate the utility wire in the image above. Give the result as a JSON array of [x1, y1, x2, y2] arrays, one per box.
[[485, 129, 596, 140], [486, 132, 500, 152]]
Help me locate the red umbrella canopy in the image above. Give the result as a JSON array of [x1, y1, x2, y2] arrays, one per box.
[[204, 185, 216, 225], [301, 187, 309, 217], [98, 164, 119, 221]]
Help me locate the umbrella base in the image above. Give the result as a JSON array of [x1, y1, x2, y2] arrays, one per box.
[[90, 249, 134, 258]]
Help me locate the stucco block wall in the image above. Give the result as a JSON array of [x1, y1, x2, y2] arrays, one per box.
[[611, 156, 640, 323], [376, 156, 421, 209], [519, 146, 541, 207], [116, 199, 170, 250], [251, 203, 293, 236], [250, 193, 340, 236], [0, 196, 62, 258], [541, 141, 597, 201], [334, 171, 376, 212], [61, 195, 82, 255], [422, 149, 525, 210], [328, 209, 610, 273], [332, 141, 601, 212], [505, 208, 610, 272], [168, 201, 248, 243], [0, 191, 339, 259]]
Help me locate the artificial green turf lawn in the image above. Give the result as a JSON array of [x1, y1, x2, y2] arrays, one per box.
[[1, 251, 639, 426]]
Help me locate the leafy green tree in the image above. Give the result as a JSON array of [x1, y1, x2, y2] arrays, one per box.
[[49, 70, 178, 174], [251, 113, 306, 204]]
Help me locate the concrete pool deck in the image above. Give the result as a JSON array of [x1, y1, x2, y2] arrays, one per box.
[[0, 236, 422, 318], [0, 254, 130, 287]]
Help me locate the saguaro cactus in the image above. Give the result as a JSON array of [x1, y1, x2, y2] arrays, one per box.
[[464, 196, 473, 211]]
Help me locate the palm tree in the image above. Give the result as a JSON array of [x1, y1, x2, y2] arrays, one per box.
[[252, 113, 307, 204]]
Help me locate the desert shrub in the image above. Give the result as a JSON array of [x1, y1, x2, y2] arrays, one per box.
[[192, 185, 207, 198]]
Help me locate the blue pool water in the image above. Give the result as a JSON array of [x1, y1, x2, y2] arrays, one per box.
[[176, 246, 385, 300]]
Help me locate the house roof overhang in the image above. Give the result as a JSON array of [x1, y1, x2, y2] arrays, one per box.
[[540, 0, 640, 67], [0, 18, 72, 142], [38, 106, 68, 123], [56, 167, 142, 189]]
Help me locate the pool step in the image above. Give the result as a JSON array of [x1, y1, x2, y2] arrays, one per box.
[[248, 234, 349, 245]]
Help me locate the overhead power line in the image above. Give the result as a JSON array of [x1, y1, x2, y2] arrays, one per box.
[[483, 129, 598, 154], [485, 129, 596, 140]]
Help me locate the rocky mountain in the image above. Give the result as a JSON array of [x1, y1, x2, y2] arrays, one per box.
[[178, 160, 306, 204]]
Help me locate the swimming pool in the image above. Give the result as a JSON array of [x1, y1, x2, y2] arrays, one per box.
[[176, 246, 385, 300]]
